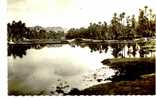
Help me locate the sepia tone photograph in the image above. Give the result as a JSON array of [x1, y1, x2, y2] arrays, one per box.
[[8, 0, 156, 96]]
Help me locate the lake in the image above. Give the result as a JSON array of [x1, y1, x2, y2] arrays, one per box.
[[8, 42, 155, 95]]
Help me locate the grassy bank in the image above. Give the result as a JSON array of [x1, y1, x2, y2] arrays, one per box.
[[102, 57, 155, 81]]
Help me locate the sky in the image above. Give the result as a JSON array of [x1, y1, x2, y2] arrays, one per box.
[[8, 0, 156, 29]]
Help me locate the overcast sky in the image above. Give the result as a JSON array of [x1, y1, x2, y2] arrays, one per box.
[[8, 0, 156, 28]]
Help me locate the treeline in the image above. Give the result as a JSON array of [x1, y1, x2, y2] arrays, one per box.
[[7, 21, 64, 42], [66, 6, 156, 40]]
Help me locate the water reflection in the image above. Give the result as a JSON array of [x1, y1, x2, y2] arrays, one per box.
[[70, 42, 155, 58], [8, 41, 155, 59], [8, 44, 115, 95], [8, 44, 63, 58], [8, 44, 30, 58]]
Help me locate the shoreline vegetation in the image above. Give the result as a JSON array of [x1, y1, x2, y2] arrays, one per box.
[[8, 6, 156, 43], [8, 36, 156, 45]]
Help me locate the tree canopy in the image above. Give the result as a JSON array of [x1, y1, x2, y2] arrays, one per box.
[[65, 6, 156, 40]]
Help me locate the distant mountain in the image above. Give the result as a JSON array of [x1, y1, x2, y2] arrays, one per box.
[[28, 26, 64, 32], [45, 27, 64, 32], [28, 26, 44, 32]]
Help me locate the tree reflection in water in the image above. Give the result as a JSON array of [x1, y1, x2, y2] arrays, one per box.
[[8, 41, 155, 59], [8, 44, 63, 58], [8, 44, 31, 58], [71, 41, 155, 58]]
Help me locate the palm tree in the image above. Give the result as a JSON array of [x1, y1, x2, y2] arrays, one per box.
[[149, 9, 152, 21], [144, 5, 148, 17], [97, 21, 102, 39], [119, 12, 125, 39], [114, 13, 117, 18], [130, 15, 136, 38]]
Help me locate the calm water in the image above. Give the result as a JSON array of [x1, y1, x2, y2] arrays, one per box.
[[8, 42, 155, 95]]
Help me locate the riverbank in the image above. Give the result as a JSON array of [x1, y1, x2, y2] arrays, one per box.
[[68, 57, 155, 95], [8, 37, 156, 45], [8, 40, 69, 45], [102, 57, 155, 81], [78, 74, 155, 95]]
